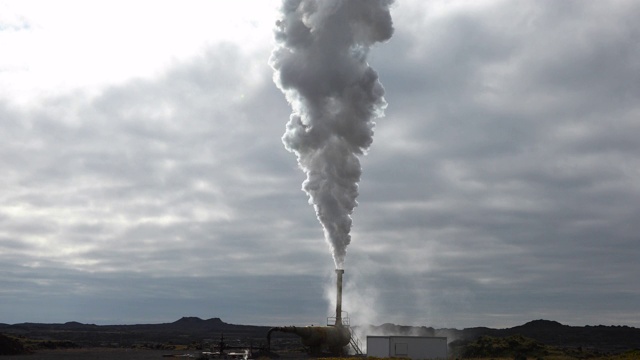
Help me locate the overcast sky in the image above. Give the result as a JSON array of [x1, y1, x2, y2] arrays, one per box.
[[1, 0, 639, 330]]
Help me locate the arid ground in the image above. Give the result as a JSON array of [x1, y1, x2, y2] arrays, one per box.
[[0, 348, 313, 360], [0, 348, 194, 360]]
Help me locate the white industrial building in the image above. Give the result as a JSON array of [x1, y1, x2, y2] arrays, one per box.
[[366, 335, 447, 360]]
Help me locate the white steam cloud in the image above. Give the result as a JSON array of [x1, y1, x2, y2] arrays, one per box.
[[270, 0, 394, 269]]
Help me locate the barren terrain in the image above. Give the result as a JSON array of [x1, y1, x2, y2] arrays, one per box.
[[0, 348, 192, 360]]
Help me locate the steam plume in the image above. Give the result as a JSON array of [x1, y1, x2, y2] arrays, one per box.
[[270, 0, 394, 268]]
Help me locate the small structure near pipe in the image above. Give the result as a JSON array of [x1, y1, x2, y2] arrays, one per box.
[[267, 322, 351, 354], [267, 269, 352, 355]]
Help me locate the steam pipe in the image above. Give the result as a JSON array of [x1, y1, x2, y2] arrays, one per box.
[[266, 269, 350, 354], [335, 269, 344, 326]]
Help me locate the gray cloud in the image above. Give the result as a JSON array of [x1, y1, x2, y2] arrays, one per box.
[[346, 0, 640, 327], [1, 1, 639, 329]]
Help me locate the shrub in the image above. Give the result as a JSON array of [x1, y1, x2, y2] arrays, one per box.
[[0, 333, 31, 355]]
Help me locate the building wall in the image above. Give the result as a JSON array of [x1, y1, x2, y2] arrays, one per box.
[[367, 336, 447, 360], [367, 336, 390, 357]]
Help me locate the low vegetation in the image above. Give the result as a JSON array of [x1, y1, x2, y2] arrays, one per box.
[[0, 333, 30, 355], [448, 335, 639, 360], [0, 333, 80, 354], [317, 336, 640, 360]]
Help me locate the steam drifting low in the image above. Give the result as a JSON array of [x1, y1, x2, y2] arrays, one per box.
[[270, 0, 394, 268]]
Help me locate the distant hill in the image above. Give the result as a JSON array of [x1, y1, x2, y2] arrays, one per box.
[[0, 317, 272, 348], [1, 317, 639, 354]]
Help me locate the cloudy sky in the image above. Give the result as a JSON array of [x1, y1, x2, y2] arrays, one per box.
[[1, 0, 639, 330]]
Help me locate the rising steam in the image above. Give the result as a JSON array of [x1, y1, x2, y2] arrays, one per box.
[[270, 0, 394, 268]]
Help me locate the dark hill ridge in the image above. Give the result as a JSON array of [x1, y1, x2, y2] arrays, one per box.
[[0, 317, 273, 347], [516, 319, 565, 329], [1, 318, 639, 353], [166, 316, 224, 330]]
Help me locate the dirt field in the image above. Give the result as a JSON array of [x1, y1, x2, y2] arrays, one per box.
[[0, 348, 313, 360], [0, 348, 200, 360]]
